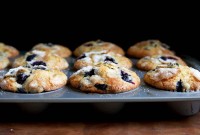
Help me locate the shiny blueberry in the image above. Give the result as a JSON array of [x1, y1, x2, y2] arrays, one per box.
[[160, 56, 177, 61], [16, 73, 29, 84], [84, 69, 95, 77], [176, 80, 183, 92], [77, 54, 86, 60], [31, 61, 46, 66], [95, 84, 107, 90], [160, 56, 167, 61], [26, 54, 37, 61], [104, 57, 117, 64], [121, 70, 134, 84]]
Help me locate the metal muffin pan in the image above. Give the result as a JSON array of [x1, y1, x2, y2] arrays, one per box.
[[1, 55, 200, 115]]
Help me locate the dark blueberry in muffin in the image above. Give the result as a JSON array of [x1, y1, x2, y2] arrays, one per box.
[[176, 79, 183, 92], [104, 57, 117, 64], [17, 88, 26, 93], [84, 69, 95, 77], [121, 70, 134, 84], [31, 61, 46, 66], [152, 69, 156, 71], [77, 54, 86, 60], [95, 84, 107, 90], [160, 56, 177, 61], [16, 73, 29, 84], [33, 66, 46, 70], [26, 54, 37, 61]]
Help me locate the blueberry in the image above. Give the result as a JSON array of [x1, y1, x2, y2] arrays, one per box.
[[84, 43, 93, 46], [160, 56, 167, 61], [26, 54, 37, 61], [33, 66, 46, 70], [16, 73, 29, 84], [84, 69, 95, 77], [31, 61, 46, 66], [176, 80, 183, 92], [95, 84, 107, 90], [77, 54, 86, 60], [121, 70, 134, 84], [104, 57, 117, 64], [17, 88, 26, 93], [160, 56, 177, 61]]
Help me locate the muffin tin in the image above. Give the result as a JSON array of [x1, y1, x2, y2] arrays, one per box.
[[1, 55, 200, 116]]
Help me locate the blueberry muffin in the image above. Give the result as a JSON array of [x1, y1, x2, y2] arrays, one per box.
[[127, 40, 174, 58], [33, 43, 72, 58], [69, 62, 140, 93], [0, 52, 10, 70], [12, 50, 69, 70], [144, 63, 200, 92], [137, 55, 187, 71], [73, 40, 125, 57], [74, 51, 133, 70], [0, 42, 19, 58], [0, 66, 67, 93]]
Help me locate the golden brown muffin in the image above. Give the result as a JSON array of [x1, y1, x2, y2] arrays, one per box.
[[144, 63, 200, 92], [136, 55, 187, 71], [0, 66, 67, 93], [127, 40, 174, 58], [33, 43, 72, 58], [0, 42, 19, 58], [74, 51, 133, 70], [73, 40, 125, 57], [12, 50, 68, 70], [69, 62, 140, 93]]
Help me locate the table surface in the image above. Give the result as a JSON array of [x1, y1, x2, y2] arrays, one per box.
[[0, 103, 200, 135]]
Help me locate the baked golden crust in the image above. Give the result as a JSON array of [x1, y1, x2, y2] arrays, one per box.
[[136, 55, 187, 71], [74, 51, 132, 70], [69, 62, 140, 93], [144, 64, 200, 92], [0, 66, 67, 93], [12, 50, 68, 70], [0, 53, 10, 69], [33, 43, 72, 58], [0, 42, 19, 58], [127, 40, 174, 58], [73, 40, 125, 57]]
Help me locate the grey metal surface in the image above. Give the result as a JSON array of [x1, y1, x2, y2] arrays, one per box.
[[1, 56, 200, 103]]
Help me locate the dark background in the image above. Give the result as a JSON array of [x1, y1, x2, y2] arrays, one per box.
[[0, 3, 199, 59]]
